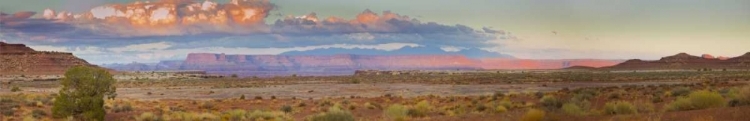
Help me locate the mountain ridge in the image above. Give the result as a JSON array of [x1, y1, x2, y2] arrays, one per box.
[[601, 52, 750, 70]]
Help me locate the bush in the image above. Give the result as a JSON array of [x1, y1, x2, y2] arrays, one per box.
[[307, 107, 355, 121], [364, 102, 380, 109], [222, 109, 247, 120], [200, 102, 215, 110], [495, 106, 508, 113], [498, 100, 513, 109], [410, 100, 431, 117], [539, 95, 562, 110], [280, 105, 293, 113], [384, 104, 408, 121], [31, 109, 47, 118], [667, 90, 725, 111], [603, 101, 637, 115], [736, 85, 750, 105], [135, 112, 163, 121], [246, 110, 291, 121], [10, 86, 21, 92], [561, 103, 584, 116], [520, 109, 545, 121], [671, 87, 691, 97], [475, 104, 488, 112], [113, 103, 134, 113], [52, 66, 116, 120]]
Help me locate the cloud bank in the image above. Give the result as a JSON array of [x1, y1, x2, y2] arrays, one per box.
[[1, 0, 514, 64]]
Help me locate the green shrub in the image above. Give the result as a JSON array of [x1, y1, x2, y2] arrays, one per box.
[[10, 86, 21, 92], [246, 110, 292, 121], [666, 97, 692, 111], [667, 90, 725, 111], [651, 95, 663, 103], [384, 104, 408, 121], [603, 101, 637, 115], [498, 100, 513, 109], [221, 109, 247, 120], [539, 95, 561, 110], [135, 112, 163, 121], [475, 104, 488, 112], [213, 110, 291, 121], [671, 87, 691, 97], [31, 109, 47, 118], [409, 100, 431, 117], [52, 66, 116, 120], [364, 102, 381, 109], [634, 101, 655, 113], [520, 109, 545, 121], [561, 103, 585, 116], [736, 85, 750, 105], [281, 105, 293, 113], [113, 103, 134, 113], [495, 106, 508, 113], [200, 102, 215, 110], [608, 90, 627, 99], [307, 107, 355, 121]]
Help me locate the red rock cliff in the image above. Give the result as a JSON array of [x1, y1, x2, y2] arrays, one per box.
[[0, 42, 101, 75]]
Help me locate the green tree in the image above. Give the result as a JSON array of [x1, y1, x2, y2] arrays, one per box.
[[52, 66, 117, 120]]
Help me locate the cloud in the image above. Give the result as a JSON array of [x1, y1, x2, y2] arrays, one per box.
[[2, 0, 511, 46], [440, 46, 466, 52], [1, 0, 515, 64], [28, 42, 422, 64]]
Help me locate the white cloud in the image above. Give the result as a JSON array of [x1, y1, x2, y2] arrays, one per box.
[[440, 46, 465, 52], [345, 33, 375, 41]]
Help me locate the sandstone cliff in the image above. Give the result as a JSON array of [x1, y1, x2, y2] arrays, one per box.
[[0, 42, 99, 75]]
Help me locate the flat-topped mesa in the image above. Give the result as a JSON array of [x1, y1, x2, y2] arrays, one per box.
[[0, 42, 98, 75], [0, 42, 72, 55], [0, 42, 36, 53]]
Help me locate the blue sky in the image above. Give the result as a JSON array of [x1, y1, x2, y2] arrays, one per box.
[[1, 0, 749, 64]]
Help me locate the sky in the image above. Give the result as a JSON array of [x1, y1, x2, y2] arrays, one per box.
[[1, 0, 749, 64]]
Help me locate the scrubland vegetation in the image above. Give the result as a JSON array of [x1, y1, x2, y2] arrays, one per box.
[[2, 71, 750, 120]]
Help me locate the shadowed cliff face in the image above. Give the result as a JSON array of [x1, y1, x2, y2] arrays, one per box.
[[0, 42, 97, 75]]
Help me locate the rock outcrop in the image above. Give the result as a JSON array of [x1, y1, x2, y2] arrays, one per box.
[[604, 52, 750, 70], [0, 42, 99, 75]]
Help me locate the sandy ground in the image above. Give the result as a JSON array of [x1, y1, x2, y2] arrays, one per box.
[[2, 81, 693, 100]]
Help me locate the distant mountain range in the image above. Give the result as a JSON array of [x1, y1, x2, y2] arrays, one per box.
[[6, 41, 749, 77], [600, 52, 750, 70], [280, 46, 514, 59], [103, 53, 623, 77]]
